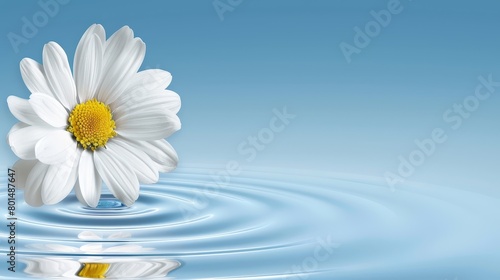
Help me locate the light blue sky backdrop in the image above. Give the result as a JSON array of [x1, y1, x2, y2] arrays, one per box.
[[1, 0, 499, 196]]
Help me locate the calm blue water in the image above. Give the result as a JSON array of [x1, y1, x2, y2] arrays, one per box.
[[1, 168, 499, 279]]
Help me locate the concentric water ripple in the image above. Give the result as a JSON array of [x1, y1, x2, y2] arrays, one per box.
[[1, 168, 499, 279]]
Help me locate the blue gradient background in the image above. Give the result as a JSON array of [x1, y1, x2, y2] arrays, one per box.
[[0, 0, 499, 198]]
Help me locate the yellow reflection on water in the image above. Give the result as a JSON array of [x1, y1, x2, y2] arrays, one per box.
[[77, 263, 110, 278]]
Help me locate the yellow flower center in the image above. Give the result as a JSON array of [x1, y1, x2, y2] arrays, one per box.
[[67, 99, 116, 151], [77, 262, 110, 278]]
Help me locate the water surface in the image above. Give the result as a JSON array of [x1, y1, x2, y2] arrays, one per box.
[[1, 168, 499, 279]]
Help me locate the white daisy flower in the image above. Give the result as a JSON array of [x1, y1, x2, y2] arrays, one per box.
[[24, 257, 180, 279], [7, 24, 181, 207]]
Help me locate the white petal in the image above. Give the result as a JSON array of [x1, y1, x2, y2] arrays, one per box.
[[24, 258, 81, 276], [135, 69, 172, 90], [115, 109, 181, 141], [97, 27, 145, 104], [29, 93, 68, 128], [25, 161, 50, 206], [74, 24, 105, 64], [11, 159, 38, 190], [112, 69, 172, 108], [111, 138, 159, 184], [77, 149, 102, 207], [74, 28, 104, 102], [130, 140, 178, 172], [113, 89, 181, 119], [106, 262, 151, 278], [7, 122, 28, 146], [94, 144, 139, 206], [35, 130, 77, 165], [7, 96, 48, 126], [78, 231, 102, 240], [80, 243, 103, 253], [105, 260, 179, 278], [83, 24, 106, 44], [20, 58, 54, 98], [74, 181, 88, 207], [163, 90, 181, 114], [43, 42, 77, 109], [103, 26, 134, 64], [41, 149, 80, 205], [8, 125, 54, 160], [111, 69, 174, 111]]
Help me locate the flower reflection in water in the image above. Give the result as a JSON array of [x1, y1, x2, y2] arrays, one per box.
[[23, 231, 180, 279], [24, 258, 180, 279]]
